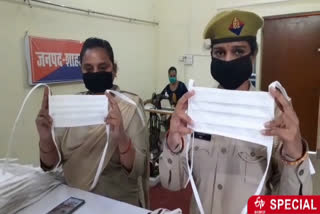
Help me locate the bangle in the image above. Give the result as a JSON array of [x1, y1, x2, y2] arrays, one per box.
[[280, 141, 308, 166], [166, 131, 184, 154], [120, 138, 132, 155]]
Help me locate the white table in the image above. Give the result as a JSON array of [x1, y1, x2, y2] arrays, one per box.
[[18, 184, 150, 214], [144, 107, 174, 115]]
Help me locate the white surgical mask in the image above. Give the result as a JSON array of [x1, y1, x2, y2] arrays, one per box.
[[49, 90, 145, 190], [5, 83, 145, 191], [49, 95, 108, 128], [49, 93, 109, 190], [185, 79, 314, 214]]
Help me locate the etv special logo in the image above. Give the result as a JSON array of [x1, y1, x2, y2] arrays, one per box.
[[248, 196, 319, 214], [255, 197, 266, 209]]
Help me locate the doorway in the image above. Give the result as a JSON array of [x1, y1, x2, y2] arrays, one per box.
[[261, 12, 320, 151]]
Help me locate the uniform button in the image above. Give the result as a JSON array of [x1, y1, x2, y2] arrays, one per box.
[[250, 152, 256, 157], [217, 184, 223, 190], [299, 169, 304, 176], [194, 146, 199, 151], [221, 147, 227, 154], [167, 158, 172, 164]]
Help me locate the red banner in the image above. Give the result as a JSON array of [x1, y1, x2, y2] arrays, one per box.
[[25, 35, 83, 84], [248, 196, 320, 214]]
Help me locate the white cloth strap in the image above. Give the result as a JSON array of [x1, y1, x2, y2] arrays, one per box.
[[4, 84, 111, 190], [106, 90, 146, 127], [90, 125, 110, 190], [3, 83, 62, 174]]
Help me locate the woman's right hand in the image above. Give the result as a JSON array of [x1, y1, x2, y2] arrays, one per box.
[[35, 88, 53, 141], [167, 91, 195, 151]]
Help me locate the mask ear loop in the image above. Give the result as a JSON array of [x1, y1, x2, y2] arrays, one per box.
[[184, 132, 204, 214], [185, 79, 204, 214], [106, 90, 145, 127], [48, 89, 62, 171], [3, 83, 62, 174], [90, 124, 110, 191], [190, 133, 195, 174], [184, 134, 191, 188], [91, 90, 145, 190], [183, 133, 195, 188], [89, 90, 112, 190]]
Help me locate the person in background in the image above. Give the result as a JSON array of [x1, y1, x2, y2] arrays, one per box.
[[36, 37, 149, 208], [159, 10, 312, 214], [161, 66, 188, 106]]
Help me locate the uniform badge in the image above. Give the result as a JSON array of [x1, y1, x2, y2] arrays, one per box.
[[229, 17, 245, 36]]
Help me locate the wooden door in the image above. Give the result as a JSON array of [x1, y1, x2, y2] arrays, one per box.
[[261, 13, 320, 151]]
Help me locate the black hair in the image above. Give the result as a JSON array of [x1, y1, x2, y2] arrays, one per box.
[[168, 66, 177, 73], [246, 37, 258, 55], [80, 37, 114, 64], [211, 36, 258, 55]]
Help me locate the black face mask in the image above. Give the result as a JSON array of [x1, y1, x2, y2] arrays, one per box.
[[83, 71, 113, 93], [210, 54, 253, 90]]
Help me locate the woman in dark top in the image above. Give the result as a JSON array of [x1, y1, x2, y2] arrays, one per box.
[[161, 66, 188, 106]]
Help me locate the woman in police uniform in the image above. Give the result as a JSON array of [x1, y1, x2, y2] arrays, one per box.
[[159, 10, 312, 214]]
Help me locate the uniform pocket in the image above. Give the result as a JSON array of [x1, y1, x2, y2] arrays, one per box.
[[192, 139, 213, 178], [237, 145, 267, 185], [193, 139, 212, 156]]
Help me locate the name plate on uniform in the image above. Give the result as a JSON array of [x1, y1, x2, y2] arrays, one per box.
[[194, 132, 211, 141]]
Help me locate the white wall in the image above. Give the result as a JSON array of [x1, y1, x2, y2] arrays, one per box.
[[0, 0, 157, 164], [1, 0, 319, 167], [155, 0, 320, 91]]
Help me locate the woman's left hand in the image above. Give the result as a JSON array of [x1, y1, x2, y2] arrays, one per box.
[[105, 92, 129, 144], [262, 87, 303, 160]]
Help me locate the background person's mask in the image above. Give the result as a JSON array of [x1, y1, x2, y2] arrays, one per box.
[[169, 77, 177, 84]]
